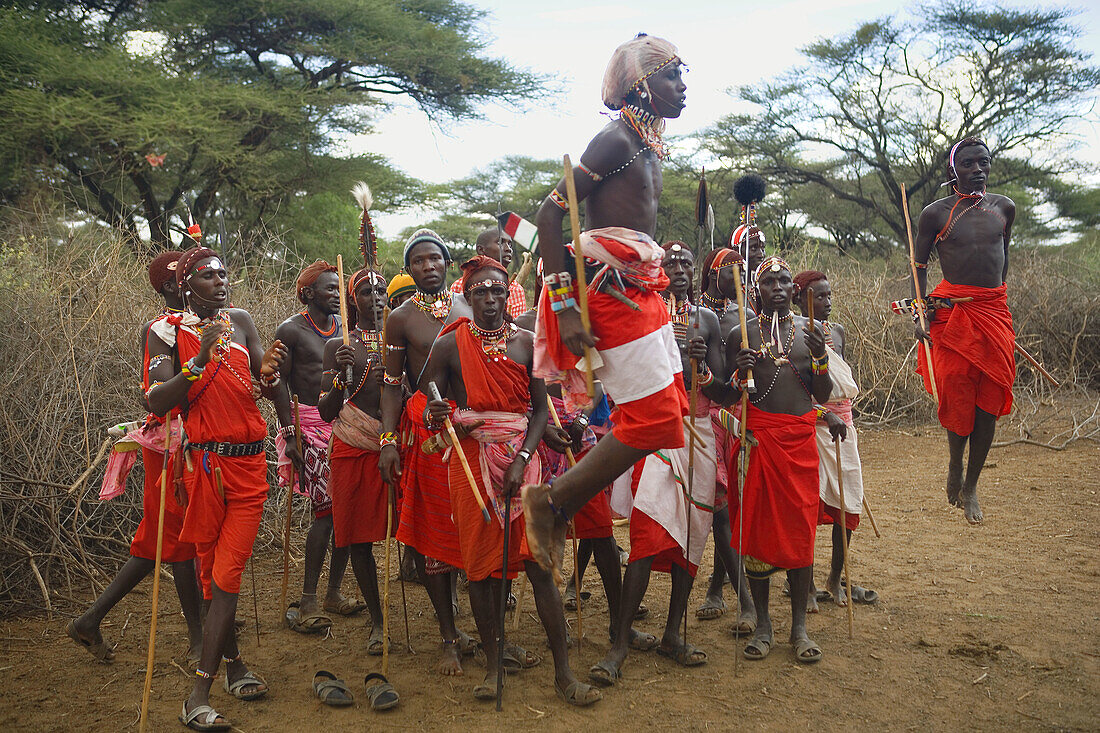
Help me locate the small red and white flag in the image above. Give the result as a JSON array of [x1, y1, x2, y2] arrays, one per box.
[[496, 211, 538, 252]]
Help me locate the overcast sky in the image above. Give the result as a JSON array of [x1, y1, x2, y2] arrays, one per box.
[[357, 0, 1100, 236]]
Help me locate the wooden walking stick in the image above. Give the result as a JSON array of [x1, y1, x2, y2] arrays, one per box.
[[280, 396, 301, 615], [900, 183, 939, 404], [862, 497, 882, 538], [683, 295, 700, 647], [545, 395, 582, 651], [428, 381, 491, 524], [731, 261, 755, 678], [833, 438, 855, 639], [138, 416, 176, 733], [562, 154, 596, 403], [497, 494, 512, 712], [382, 479, 394, 675], [1013, 341, 1061, 387], [336, 254, 353, 387]]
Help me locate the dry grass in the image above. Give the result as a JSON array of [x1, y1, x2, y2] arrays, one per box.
[[0, 220, 1096, 613]]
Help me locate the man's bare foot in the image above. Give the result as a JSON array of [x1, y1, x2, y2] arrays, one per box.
[[521, 484, 566, 584], [438, 639, 464, 676], [826, 575, 848, 607], [298, 592, 320, 617], [962, 486, 983, 524], [946, 471, 963, 507], [806, 591, 819, 614]]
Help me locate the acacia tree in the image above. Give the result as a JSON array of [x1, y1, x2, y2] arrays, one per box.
[[0, 1, 544, 255], [700, 2, 1100, 250]]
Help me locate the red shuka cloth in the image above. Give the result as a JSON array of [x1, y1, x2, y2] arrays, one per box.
[[131, 319, 195, 562], [445, 320, 532, 581], [625, 459, 693, 575], [397, 390, 464, 570], [330, 437, 392, 547], [175, 328, 269, 597], [917, 281, 1015, 436], [537, 283, 687, 451], [732, 404, 819, 571]]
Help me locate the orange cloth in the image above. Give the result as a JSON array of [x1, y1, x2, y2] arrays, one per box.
[[917, 281, 1015, 436], [444, 319, 532, 581], [397, 391, 463, 569], [625, 458, 691, 574], [175, 326, 269, 597]]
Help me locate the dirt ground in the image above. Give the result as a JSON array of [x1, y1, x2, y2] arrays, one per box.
[[1, 428, 1097, 731]]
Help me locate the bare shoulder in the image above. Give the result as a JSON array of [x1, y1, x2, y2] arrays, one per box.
[[513, 326, 534, 348], [987, 192, 1015, 213], [918, 195, 953, 224], [275, 313, 301, 341], [386, 301, 412, 338], [227, 308, 255, 328], [581, 119, 638, 176]]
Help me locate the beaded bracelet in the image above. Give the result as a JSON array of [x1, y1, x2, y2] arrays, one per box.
[[697, 369, 715, 388], [548, 188, 569, 211], [382, 373, 402, 386], [813, 403, 827, 419], [811, 354, 829, 375], [278, 424, 296, 439], [544, 272, 579, 314], [379, 431, 398, 448]]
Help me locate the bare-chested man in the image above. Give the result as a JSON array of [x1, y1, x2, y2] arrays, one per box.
[[912, 137, 1016, 524], [592, 241, 725, 684], [523, 33, 690, 581], [274, 261, 356, 633], [725, 256, 832, 664], [380, 229, 475, 675]]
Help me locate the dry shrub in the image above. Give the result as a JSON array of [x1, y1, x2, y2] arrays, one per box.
[[0, 220, 1096, 613]]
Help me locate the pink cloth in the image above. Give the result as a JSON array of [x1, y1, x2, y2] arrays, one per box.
[[450, 410, 541, 528], [275, 403, 334, 516], [100, 419, 181, 501]]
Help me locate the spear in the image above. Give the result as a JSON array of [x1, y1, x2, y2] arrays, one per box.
[[731, 262, 755, 678], [834, 438, 855, 639], [545, 395, 582, 651], [279, 396, 300, 616]]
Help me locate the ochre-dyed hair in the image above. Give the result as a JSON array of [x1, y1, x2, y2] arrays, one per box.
[[175, 246, 218, 287], [148, 250, 181, 294], [459, 255, 507, 295], [792, 269, 827, 298], [296, 259, 338, 304]]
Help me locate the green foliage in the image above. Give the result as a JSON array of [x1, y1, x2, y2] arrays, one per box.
[[0, 2, 545, 256], [698, 1, 1100, 253]]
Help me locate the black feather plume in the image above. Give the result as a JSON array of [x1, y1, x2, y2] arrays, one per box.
[[733, 174, 767, 207]]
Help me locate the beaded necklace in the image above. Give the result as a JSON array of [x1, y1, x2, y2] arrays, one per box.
[[701, 292, 727, 317], [665, 294, 692, 343], [469, 320, 513, 362], [758, 311, 795, 365], [343, 328, 383, 399], [620, 104, 667, 159], [413, 289, 452, 322], [300, 310, 339, 339], [195, 310, 234, 360]]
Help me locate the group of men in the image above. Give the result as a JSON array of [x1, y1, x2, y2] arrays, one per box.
[[69, 32, 1017, 731]]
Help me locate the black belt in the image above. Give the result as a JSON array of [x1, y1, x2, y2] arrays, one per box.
[[190, 440, 265, 457]]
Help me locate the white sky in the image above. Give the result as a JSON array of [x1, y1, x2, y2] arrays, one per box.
[[358, 0, 1100, 237]]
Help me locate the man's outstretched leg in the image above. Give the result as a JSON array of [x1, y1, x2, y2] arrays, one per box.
[[524, 435, 648, 579]]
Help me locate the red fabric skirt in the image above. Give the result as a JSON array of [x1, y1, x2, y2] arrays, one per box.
[[179, 452, 268, 598], [917, 281, 1015, 436], [732, 404, 819, 571], [818, 501, 860, 531], [330, 436, 394, 547], [626, 461, 694, 576], [130, 446, 195, 562]]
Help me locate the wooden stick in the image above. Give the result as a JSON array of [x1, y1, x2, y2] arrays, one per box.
[[496, 494, 511, 712], [562, 154, 596, 402], [684, 295, 699, 647], [511, 574, 526, 631], [732, 262, 755, 393], [900, 183, 939, 404], [834, 438, 855, 639], [138, 416, 175, 733], [336, 255, 353, 386], [382, 477, 394, 676], [1014, 341, 1061, 387], [249, 555, 260, 646], [682, 417, 709, 450], [862, 497, 882, 538], [429, 381, 491, 523], [280, 396, 300, 615], [807, 286, 815, 334], [545, 395, 582, 651]]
